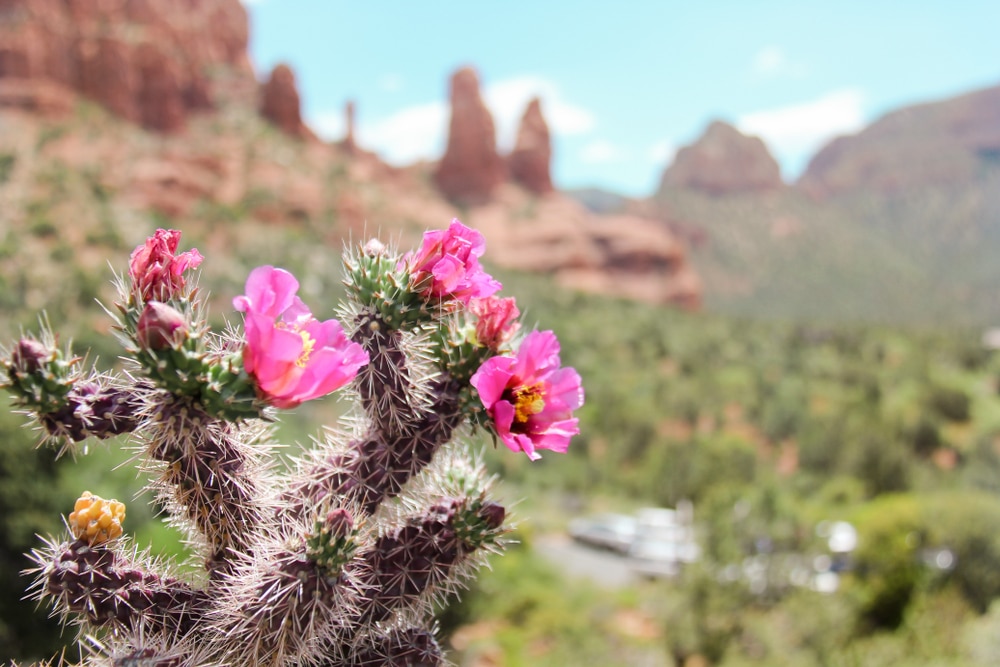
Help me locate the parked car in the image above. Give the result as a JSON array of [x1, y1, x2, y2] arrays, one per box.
[[628, 505, 700, 579], [568, 513, 638, 554]]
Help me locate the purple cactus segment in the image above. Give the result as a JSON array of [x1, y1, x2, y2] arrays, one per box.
[[111, 649, 184, 667], [348, 628, 444, 667], [352, 314, 420, 436], [40, 381, 144, 442], [348, 497, 504, 626], [147, 398, 268, 575], [218, 548, 349, 666], [40, 538, 207, 636], [281, 381, 462, 520]]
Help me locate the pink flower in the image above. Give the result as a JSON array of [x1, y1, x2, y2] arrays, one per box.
[[470, 330, 583, 460], [403, 219, 501, 305], [129, 229, 204, 302], [233, 266, 369, 409], [471, 296, 520, 350]]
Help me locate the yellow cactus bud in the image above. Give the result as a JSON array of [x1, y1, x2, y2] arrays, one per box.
[[68, 491, 125, 545]]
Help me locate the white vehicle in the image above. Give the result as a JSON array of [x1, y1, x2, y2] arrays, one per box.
[[568, 513, 638, 554], [628, 504, 700, 579]]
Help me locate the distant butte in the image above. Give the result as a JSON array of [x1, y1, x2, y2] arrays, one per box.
[[434, 67, 506, 205], [659, 120, 783, 196]]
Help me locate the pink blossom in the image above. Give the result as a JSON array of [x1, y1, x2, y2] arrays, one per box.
[[471, 296, 520, 350], [470, 330, 583, 460], [129, 229, 204, 302], [233, 266, 369, 409], [403, 219, 501, 305]]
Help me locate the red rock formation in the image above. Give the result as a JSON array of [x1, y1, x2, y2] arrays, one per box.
[[660, 120, 783, 196], [468, 186, 702, 309], [0, 0, 254, 131], [259, 63, 311, 139], [434, 67, 505, 205], [343, 100, 357, 153], [508, 97, 553, 195], [799, 84, 1000, 198]]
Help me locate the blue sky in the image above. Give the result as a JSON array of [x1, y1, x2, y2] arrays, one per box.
[[243, 1, 1000, 197]]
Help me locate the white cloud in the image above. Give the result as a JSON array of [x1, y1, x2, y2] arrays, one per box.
[[309, 102, 448, 165], [648, 140, 676, 166], [309, 110, 346, 142], [309, 74, 596, 166], [378, 73, 403, 93], [308, 102, 449, 166], [359, 102, 449, 165], [579, 139, 623, 165], [483, 76, 596, 150], [737, 89, 866, 174], [750, 45, 807, 80]]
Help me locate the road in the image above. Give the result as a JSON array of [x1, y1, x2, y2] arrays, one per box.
[[533, 533, 641, 589]]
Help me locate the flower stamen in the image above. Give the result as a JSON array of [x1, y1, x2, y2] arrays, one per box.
[[297, 330, 316, 368], [512, 383, 545, 424]]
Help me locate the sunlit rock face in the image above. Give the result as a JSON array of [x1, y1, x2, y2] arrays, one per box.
[[660, 120, 783, 196], [0, 0, 255, 131], [508, 97, 553, 195], [434, 66, 505, 205]]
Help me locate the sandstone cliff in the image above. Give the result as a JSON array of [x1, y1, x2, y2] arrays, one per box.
[[508, 97, 553, 195], [660, 120, 783, 196], [433, 67, 505, 205], [0, 0, 255, 131], [798, 83, 1000, 198]]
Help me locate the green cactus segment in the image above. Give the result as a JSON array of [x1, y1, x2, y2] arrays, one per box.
[[344, 248, 436, 330], [199, 357, 267, 422], [1, 339, 78, 414], [451, 497, 506, 551], [136, 339, 263, 422], [305, 509, 360, 579], [433, 327, 494, 427]]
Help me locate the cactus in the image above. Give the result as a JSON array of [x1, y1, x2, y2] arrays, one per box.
[[1, 222, 584, 667]]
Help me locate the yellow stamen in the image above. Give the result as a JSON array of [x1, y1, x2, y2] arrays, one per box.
[[296, 330, 316, 368], [512, 383, 546, 424]]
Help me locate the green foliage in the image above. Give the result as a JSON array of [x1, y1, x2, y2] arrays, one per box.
[[0, 152, 15, 184], [0, 404, 73, 660]]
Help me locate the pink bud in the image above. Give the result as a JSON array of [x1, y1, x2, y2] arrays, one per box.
[[324, 508, 355, 540], [136, 302, 188, 350], [129, 228, 203, 302], [11, 338, 51, 373]]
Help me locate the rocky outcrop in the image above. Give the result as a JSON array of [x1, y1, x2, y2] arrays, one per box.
[[434, 67, 505, 205], [508, 97, 553, 195], [343, 100, 357, 153], [799, 84, 1000, 198], [469, 186, 702, 308], [0, 0, 254, 131], [660, 120, 783, 196], [259, 63, 312, 140]]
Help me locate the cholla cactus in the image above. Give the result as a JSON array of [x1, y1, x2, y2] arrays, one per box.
[[1, 222, 584, 667]]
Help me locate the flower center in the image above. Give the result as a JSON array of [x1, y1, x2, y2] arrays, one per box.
[[512, 382, 546, 424], [296, 330, 316, 368]]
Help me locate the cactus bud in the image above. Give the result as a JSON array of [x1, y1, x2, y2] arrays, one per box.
[[324, 508, 355, 540], [452, 498, 507, 550], [68, 491, 126, 546], [306, 507, 359, 578], [137, 301, 188, 350], [477, 501, 506, 530], [11, 338, 51, 373], [129, 228, 203, 303], [363, 238, 387, 257]]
